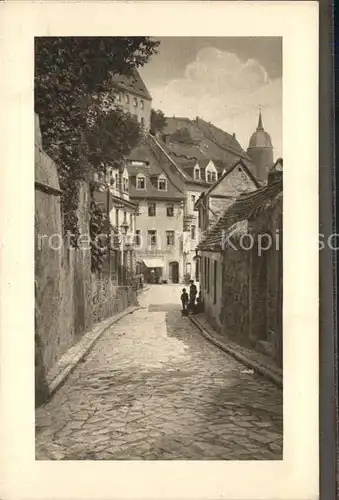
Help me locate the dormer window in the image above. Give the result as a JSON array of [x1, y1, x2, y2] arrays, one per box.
[[194, 165, 201, 180], [206, 163, 217, 183], [158, 174, 167, 191], [136, 173, 146, 190]]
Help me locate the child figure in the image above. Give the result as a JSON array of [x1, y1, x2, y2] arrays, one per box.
[[181, 288, 189, 311]]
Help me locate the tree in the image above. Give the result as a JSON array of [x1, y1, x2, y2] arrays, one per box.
[[85, 107, 142, 173], [150, 108, 167, 136], [35, 37, 159, 263], [35, 37, 159, 170]]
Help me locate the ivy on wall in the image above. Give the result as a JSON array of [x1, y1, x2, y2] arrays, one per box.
[[35, 37, 159, 272]]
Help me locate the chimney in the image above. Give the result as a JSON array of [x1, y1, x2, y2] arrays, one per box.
[[268, 158, 283, 184], [232, 133, 236, 139]]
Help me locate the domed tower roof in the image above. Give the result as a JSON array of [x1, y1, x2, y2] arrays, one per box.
[[248, 111, 272, 149]]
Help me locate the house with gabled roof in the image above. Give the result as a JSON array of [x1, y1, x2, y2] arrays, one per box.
[[197, 159, 283, 367], [126, 136, 186, 284], [195, 159, 261, 244]]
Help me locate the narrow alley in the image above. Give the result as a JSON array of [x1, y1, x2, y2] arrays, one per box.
[[36, 285, 283, 461]]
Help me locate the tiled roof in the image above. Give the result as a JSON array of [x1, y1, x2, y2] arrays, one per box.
[[126, 136, 185, 201], [198, 176, 283, 251], [195, 117, 250, 158], [110, 69, 152, 101], [162, 116, 252, 161], [163, 140, 207, 163], [163, 117, 204, 142]]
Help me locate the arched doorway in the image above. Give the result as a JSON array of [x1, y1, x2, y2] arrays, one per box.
[[169, 261, 179, 284]]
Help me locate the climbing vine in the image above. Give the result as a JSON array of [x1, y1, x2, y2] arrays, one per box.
[[35, 37, 159, 271]]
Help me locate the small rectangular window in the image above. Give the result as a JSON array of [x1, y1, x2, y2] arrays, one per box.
[[125, 94, 130, 104], [166, 205, 174, 217], [191, 195, 196, 207], [158, 178, 167, 191], [123, 211, 127, 223], [207, 171, 212, 183], [135, 230, 141, 246], [136, 176, 145, 190], [133, 97, 138, 107], [117, 92, 122, 102], [148, 203, 156, 217], [191, 225, 196, 240], [148, 230, 157, 246], [115, 209, 119, 227], [166, 231, 175, 246], [140, 100, 144, 110]]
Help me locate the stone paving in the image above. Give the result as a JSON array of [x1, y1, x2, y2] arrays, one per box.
[[35, 285, 283, 460]]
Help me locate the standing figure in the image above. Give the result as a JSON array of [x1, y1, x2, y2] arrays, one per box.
[[180, 288, 189, 312], [189, 280, 197, 311]]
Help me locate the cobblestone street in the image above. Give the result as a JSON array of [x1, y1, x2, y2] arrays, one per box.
[[36, 285, 283, 460]]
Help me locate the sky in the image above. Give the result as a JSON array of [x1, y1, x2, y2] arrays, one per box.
[[139, 37, 282, 159]]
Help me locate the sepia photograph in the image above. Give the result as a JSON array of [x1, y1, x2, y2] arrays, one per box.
[[1, 1, 319, 499], [35, 35, 283, 461]]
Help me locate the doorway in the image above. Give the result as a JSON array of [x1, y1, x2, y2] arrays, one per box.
[[169, 261, 179, 284]]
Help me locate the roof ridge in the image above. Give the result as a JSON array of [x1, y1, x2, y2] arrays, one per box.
[[198, 179, 282, 249]]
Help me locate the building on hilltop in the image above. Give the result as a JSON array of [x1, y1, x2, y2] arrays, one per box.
[[247, 110, 274, 183], [152, 116, 262, 280], [161, 116, 253, 171], [110, 69, 152, 132], [104, 71, 276, 285], [197, 159, 283, 367]]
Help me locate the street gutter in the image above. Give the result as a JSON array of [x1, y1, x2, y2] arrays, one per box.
[[189, 315, 282, 388]]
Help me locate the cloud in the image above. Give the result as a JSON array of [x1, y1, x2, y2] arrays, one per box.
[[149, 47, 282, 158]]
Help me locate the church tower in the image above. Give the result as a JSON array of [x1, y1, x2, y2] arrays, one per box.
[[247, 110, 274, 182]]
